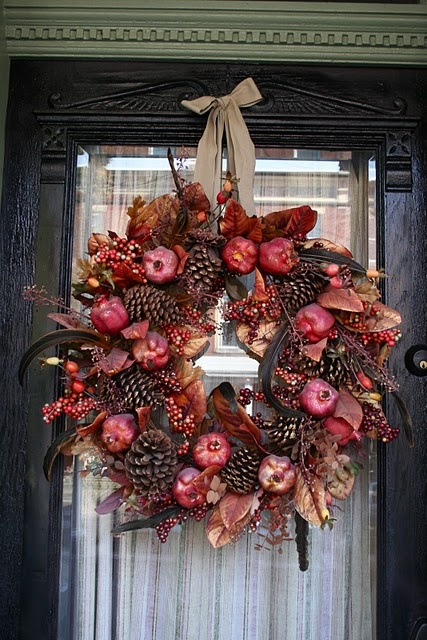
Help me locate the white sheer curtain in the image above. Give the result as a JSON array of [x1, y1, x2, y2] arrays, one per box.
[[61, 146, 376, 640]]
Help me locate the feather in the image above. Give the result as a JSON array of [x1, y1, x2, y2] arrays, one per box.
[[391, 392, 414, 447], [111, 506, 182, 534], [259, 323, 305, 419], [294, 511, 309, 571], [299, 248, 366, 274], [43, 426, 78, 481]]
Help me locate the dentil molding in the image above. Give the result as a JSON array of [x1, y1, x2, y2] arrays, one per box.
[[3, 1, 427, 66]]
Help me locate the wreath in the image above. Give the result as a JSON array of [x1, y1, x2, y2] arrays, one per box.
[[20, 150, 410, 570]]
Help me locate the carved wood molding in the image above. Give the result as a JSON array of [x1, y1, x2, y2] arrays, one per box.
[[4, 2, 427, 66]]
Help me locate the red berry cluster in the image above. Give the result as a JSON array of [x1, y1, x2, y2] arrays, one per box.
[[359, 328, 401, 348], [151, 366, 183, 395], [247, 508, 262, 532], [182, 308, 216, 334], [225, 288, 282, 344], [42, 392, 96, 423], [162, 325, 192, 356], [360, 402, 400, 443], [272, 385, 301, 411], [155, 516, 181, 543], [165, 397, 196, 437], [274, 367, 308, 389], [176, 440, 190, 456], [188, 504, 209, 522], [342, 313, 368, 332], [238, 388, 267, 407], [93, 238, 146, 280]]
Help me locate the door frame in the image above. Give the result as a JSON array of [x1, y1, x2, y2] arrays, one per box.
[[1, 60, 426, 640]]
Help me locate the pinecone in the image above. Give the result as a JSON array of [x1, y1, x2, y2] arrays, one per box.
[[268, 416, 303, 449], [123, 284, 182, 326], [113, 363, 165, 411], [124, 430, 179, 496], [220, 447, 262, 494], [276, 263, 324, 311], [183, 229, 225, 291], [298, 353, 348, 387]]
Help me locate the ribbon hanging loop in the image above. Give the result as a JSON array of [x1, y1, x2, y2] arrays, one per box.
[[181, 77, 263, 214]]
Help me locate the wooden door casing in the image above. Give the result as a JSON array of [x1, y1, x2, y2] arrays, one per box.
[[1, 60, 426, 640]]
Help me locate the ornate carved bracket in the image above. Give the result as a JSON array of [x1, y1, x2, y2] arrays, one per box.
[[385, 130, 413, 191]]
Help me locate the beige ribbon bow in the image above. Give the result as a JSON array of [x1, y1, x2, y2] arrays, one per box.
[[181, 77, 263, 214]]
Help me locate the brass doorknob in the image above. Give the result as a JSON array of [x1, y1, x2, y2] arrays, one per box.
[[405, 345, 427, 376]]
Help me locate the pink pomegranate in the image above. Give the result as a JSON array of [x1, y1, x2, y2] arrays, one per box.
[[172, 467, 205, 508], [258, 455, 297, 495], [132, 331, 170, 370], [100, 413, 139, 453], [222, 236, 258, 275], [294, 303, 335, 343], [192, 433, 231, 470], [258, 237, 299, 276], [143, 246, 179, 284], [299, 378, 339, 418], [91, 295, 130, 336], [323, 416, 363, 446]]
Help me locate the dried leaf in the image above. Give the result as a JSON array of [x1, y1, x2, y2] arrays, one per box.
[[180, 329, 209, 359], [284, 205, 318, 238], [333, 389, 363, 429], [236, 320, 279, 358], [353, 277, 381, 304], [219, 199, 262, 241], [219, 491, 254, 530], [327, 466, 355, 500], [181, 379, 207, 425], [182, 182, 211, 214], [95, 487, 126, 515], [87, 233, 111, 256], [77, 411, 108, 437], [121, 320, 149, 340], [302, 238, 353, 258], [98, 348, 134, 375], [364, 302, 401, 332], [47, 312, 88, 330], [301, 337, 328, 362], [174, 359, 204, 389], [252, 268, 269, 301], [136, 407, 151, 432], [205, 505, 234, 548], [171, 244, 189, 275], [293, 468, 328, 526], [111, 263, 147, 287], [126, 194, 174, 239], [317, 287, 364, 312], [225, 275, 248, 301], [210, 382, 263, 447]]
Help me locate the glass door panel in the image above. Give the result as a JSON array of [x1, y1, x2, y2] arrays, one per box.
[[59, 145, 377, 640]]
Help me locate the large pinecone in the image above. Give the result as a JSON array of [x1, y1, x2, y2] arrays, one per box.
[[268, 416, 304, 450], [298, 353, 348, 387], [220, 447, 262, 494], [123, 284, 182, 326], [124, 430, 179, 496], [113, 363, 164, 411], [276, 262, 325, 311], [183, 229, 225, 291]]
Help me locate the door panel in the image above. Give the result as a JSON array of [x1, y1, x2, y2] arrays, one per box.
[[1, 61, 426, 640]]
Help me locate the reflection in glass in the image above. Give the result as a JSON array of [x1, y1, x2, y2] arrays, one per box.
[[60, 145, 377, 640]]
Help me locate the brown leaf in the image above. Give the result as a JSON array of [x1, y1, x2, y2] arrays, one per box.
[[210, 384, 263, 447], [174, 358, 204, 389], [111, 263, 147, 287], [219, 491, 254, 530], [87, 233, 111, 256], [317, 287, 364, 312], [219, 199, 262, 241], [364, 302, 401, 332], [182, 182, 211, 214], [262, 208, 293, 231], [126, 194, 175, 239], [77, 411, 108, 437], [182, 379, 207, 425], [353, 277, 381, 304], [136, 407, 151, 432], [193, 465, 223, 492], [252, 268, 269, 301], [327, 466, 355, 500], [47, 312, 88, 330], [236, 320, 279, 358], [301, 337, 328, 362], [180, 328, 209, 359], [171, 245, 189, 275], [284, 205, 318, 238], [293, 467, 329, 526], [333, 389, 363, 429], [121, 320, 149, 340], [302, 238, 353, 258], [205, 505, 234, 548], [98, 348, 134, 375]]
